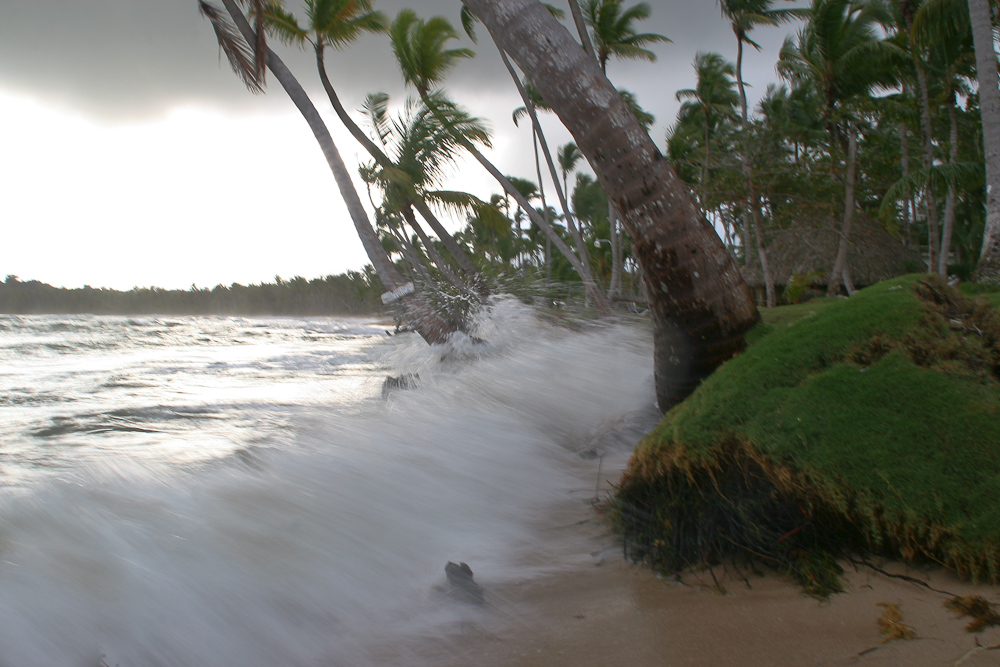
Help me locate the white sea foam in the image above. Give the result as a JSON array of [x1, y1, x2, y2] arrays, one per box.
[[0, 303, 656, 666]]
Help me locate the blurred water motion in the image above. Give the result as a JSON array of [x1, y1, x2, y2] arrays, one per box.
[[0, 302, 656, 666]]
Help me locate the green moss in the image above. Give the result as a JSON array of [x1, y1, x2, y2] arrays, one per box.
[[617, 275, 1000, 591]]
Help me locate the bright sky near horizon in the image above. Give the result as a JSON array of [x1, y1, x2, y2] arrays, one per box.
[[0, 0, 802, 291]]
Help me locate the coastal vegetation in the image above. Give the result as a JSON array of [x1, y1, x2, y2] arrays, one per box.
[[193, 0, 1000, 412], [0, 273, 383, 316], [615, 275, 1000, 594]]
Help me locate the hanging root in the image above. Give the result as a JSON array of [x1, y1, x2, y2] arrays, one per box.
[[613, 442, 859, 598]]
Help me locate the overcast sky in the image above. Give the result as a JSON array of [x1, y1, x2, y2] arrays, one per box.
[[0, 0, 804, 290]]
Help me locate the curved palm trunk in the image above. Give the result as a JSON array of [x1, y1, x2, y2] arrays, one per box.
[[219, 0, 454, 344], [464, 0, 759, 410], [315, 47, 486, 293], [828, 127, 857, 296], [969, 0, 1000, 282]]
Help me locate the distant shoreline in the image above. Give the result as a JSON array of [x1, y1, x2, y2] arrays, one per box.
[[0, 274, 382, 318]]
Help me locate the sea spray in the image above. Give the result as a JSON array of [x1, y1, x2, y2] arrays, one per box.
[[0, 301, 656, 666]]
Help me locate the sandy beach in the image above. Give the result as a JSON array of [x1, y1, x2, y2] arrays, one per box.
[[380, 453, 1000, 666]]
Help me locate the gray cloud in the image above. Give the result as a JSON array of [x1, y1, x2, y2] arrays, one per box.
[[0, 0, 799, 131]]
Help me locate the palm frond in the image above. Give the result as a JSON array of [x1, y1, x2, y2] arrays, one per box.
[[200, 0, 265, 93], [360, 92, 393, 147], [880, 161, 985, 218], [460, 5, 479, 43], [260, 2, 308, 46]]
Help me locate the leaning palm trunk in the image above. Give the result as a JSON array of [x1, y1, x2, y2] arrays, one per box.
[[463, 0, 759, 410], [828, 127, 858, 296], [493, 42, 605, 306], [216, 0, 454, 344], [420, 90, 615, 317], [401, 205, 479, 300], [315, 47, 486, 295], [969, 0, 1000, 282]]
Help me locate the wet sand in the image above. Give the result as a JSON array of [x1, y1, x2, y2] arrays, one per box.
[[380, 453, 1000, 666]]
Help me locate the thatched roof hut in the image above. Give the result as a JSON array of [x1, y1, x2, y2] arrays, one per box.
[[740, 213, 922, 298]]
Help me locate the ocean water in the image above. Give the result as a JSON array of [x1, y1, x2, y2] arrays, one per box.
[[0, 300, 658, 666]]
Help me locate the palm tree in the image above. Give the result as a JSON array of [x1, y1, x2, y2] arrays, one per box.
[[358, 95, 489, 300], [261, 0, 486, 295], [778, 0, 902, 295], [582, 0, 669, 299], [462, 0, 759, 410], [967, 0, 1000, 282], [200, 0, 455, 343], [558, 143, 584, 210], [676, 53, 740, 189], [913, 4, 976, 274], [719, 0, 804, 306], [390, 9, 614, 315], [582, 0, 671, 74]]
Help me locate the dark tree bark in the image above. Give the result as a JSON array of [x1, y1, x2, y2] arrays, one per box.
[[463, 0, 759, 410]]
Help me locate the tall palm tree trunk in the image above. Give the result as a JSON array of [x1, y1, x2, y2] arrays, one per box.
[[829, 127, 857, 296], [609, 203, 623, 299], [899, 124, 914, 248], [734, 33, 775, 307], [939, 91, 959, 276], [464, 0, 759, 410], [969, 0, 1000, 282], [915, 62, 941, 273], [218, 0, 454, 344], [314, 48, 485, 293]]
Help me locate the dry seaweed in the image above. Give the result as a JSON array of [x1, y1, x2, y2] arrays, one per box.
[[945, 595, 1000, 633], [876, 602, 916, 642]]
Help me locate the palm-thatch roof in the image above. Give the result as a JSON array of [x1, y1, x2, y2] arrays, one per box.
[[740, 213, 922, 289]]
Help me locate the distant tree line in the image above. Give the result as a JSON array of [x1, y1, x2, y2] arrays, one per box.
[[0, 271, 385, 316]]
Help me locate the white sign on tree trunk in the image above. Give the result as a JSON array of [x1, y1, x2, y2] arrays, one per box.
[[380, 282, 415, 304]]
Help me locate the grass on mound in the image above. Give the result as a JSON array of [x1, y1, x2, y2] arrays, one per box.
[[614, 275, 1000, 595]]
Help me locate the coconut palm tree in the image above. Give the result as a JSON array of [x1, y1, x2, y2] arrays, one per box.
[[358, 95, 490, 300], [967, 0, 1000, 282], [582, 0, 669, 299], [778, 0, 902, 295], [558, 143, 584, 209], [913, 4, 976, 274], [462, 0, 759, 410], [676, 53, 740, 189], [582, 0, 671, 73], [260, 0, 486, 295], [719, 0, 805, 306], [200, 0, 455, 343], [390, 9, 614, 316]]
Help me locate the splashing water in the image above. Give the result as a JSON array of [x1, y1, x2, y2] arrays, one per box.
[[0, 300, 657, 666]]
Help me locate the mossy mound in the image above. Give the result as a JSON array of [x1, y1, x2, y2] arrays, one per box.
[[615, 275, 1000, 593]]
